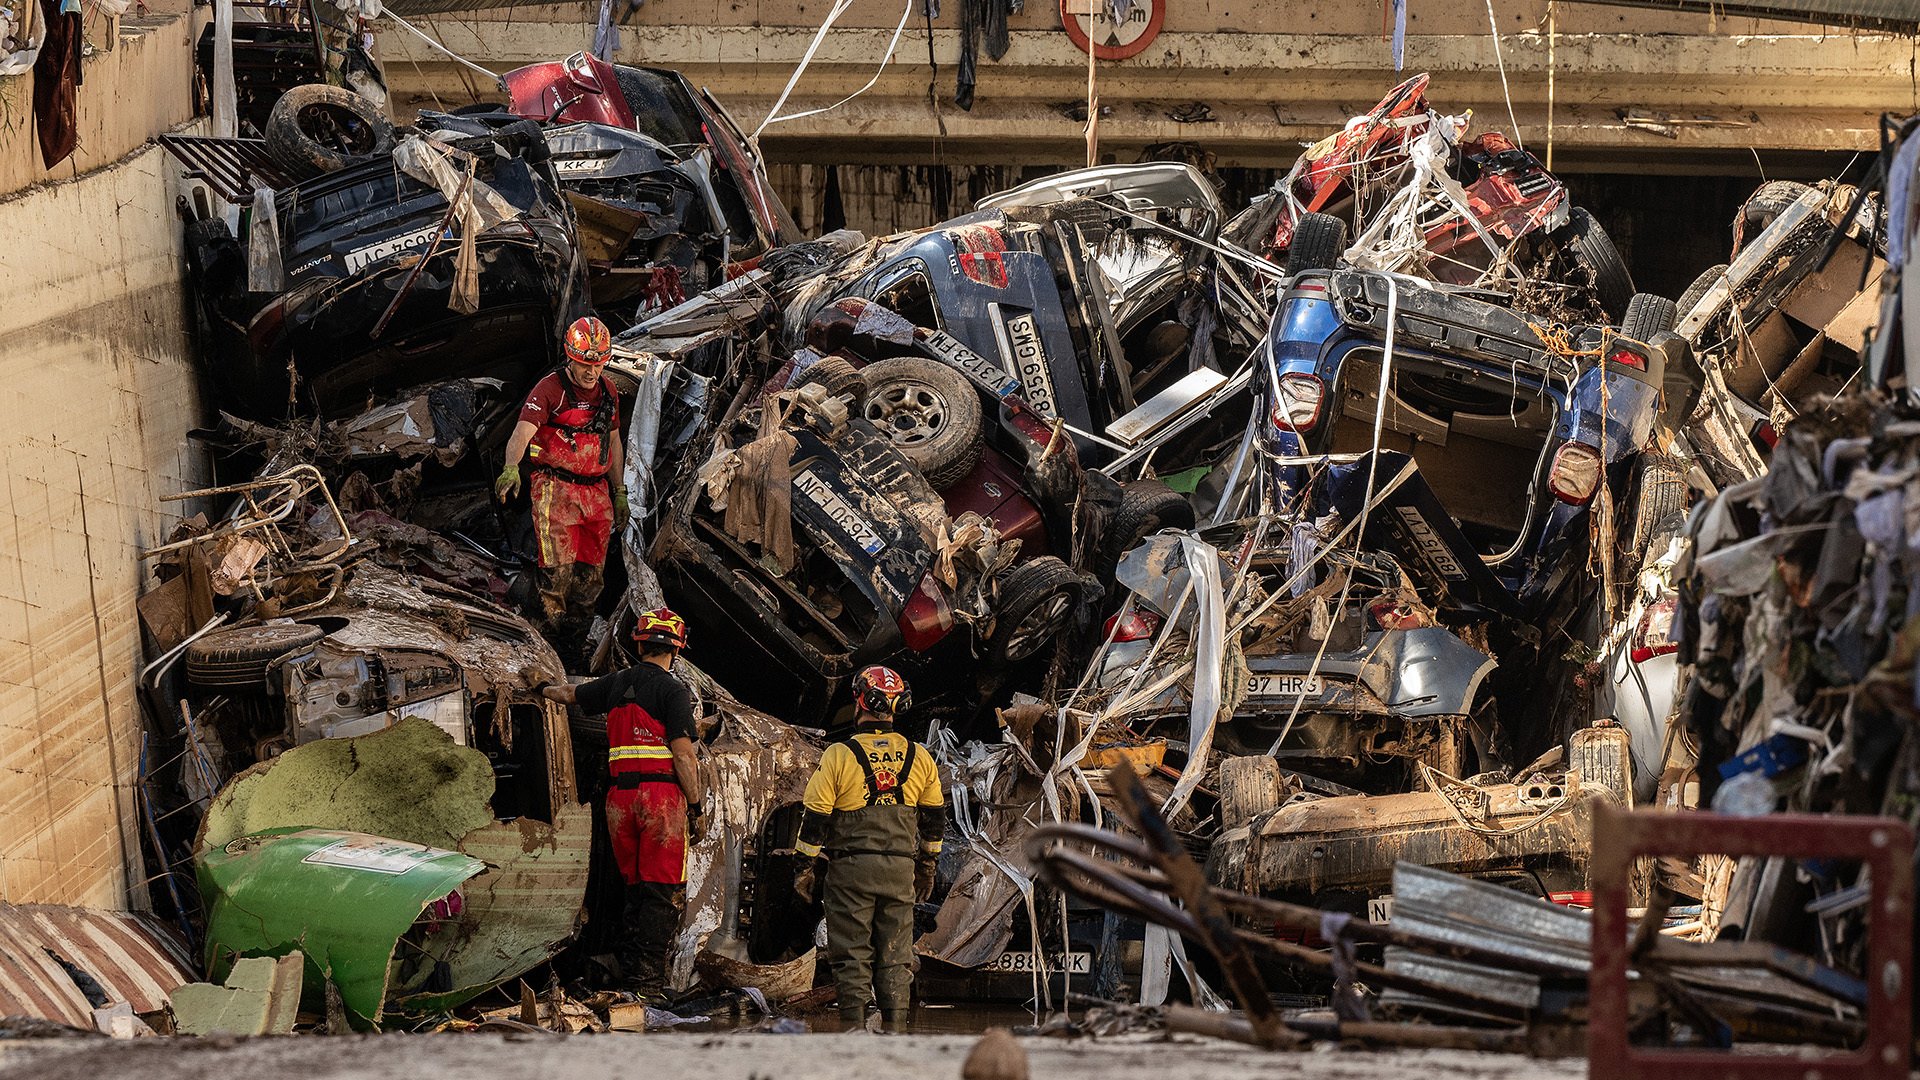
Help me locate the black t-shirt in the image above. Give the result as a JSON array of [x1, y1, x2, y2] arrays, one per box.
[[575, 663, 695, 744]]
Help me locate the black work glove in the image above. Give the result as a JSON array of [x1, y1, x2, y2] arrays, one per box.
[[794, 856, 828, 904], [914, 857, 937, 904], [685, 800, 708, 843]]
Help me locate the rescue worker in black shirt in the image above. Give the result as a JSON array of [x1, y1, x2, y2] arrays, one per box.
[[542, 608, 705, 1001], [793, 665, 945, 1027]]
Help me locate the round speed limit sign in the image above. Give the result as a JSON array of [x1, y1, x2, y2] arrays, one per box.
[[1060, 0, 1165, 61]]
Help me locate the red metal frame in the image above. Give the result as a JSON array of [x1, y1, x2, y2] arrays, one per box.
[[1589, 805, 1913, 1079]]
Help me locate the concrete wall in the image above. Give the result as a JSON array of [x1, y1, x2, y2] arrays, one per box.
[[0, 0, 198, 198], [0, 142, 209, 907]]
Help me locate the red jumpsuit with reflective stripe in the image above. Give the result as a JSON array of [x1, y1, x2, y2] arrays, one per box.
[[606, 701, 688, 885], [524, 372, 617, 570]]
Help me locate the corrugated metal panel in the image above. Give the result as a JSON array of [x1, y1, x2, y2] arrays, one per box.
[[0, 905, 198, 1026], [1560, 0, 1920, 31], [378, 0, 528, 15]]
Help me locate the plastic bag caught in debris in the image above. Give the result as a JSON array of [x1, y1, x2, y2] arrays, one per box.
[[247, 187, 285, 292]]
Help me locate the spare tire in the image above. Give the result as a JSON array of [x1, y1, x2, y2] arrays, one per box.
[[265, 84, 395, 178], [791, 355, 868, 408], [985, 557, 1081, 666], [185, 622, 326, 690], [858, 357, 984, 489], [1096, 479, 1197, 580], [1619, 292, 1677, 342], [1286, 211, 1348, 276], [1560, 208, 1634, 320]]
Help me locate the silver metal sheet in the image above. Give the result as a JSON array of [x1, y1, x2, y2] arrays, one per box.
[[1380, 945, 1543, 1012], [1106, 367, 1230, 447], [1387, 861, 1593, 974], [0, 904, 197, 1026]]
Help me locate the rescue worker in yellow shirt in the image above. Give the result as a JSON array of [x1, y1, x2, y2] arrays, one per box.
[[793, 666, 945, 1028]]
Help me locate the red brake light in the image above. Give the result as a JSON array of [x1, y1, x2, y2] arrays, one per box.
[[1103, 609, 1161, 643], [1549, 442, 1602, 505], [897, 571, 955, 651], [1606, 347, 1647, 371], [1271, 373, 1326, 434], [1629, 595, 1679, 663]]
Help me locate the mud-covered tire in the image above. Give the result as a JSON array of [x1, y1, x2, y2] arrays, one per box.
[[791, 355, 868, 408], [184, 623, 326, 690], [1286, 211, 1348, 275], [1560, 208, 1634, 319], [1096, 479, 1196, 580], [1619, 293, 1677, 343], [264, 84, 395, 178], [1733, 181, 1813, 254], [1677, 263, 1729, 320], [858, 357, 984, 489], [986, 557, 1080, 666], [1629, 456, 1690, 563]]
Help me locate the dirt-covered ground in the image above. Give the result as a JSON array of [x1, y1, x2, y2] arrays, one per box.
[[0, 1031, 1580, 1080]]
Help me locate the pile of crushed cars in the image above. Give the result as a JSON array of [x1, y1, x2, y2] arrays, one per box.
[[8, 62, 1906, 1057]]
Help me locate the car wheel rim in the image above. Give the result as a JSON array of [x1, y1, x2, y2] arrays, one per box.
[[865, 382, 947, 447], [302, 104, 376, 155], [1004, 590, 1072, 661]]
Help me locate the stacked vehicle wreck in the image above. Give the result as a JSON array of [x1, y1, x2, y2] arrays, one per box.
[[34, 58, 1889, 1060]]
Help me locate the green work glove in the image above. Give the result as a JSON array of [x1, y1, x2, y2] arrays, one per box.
[[611, 483, 630, 528], [494, 463, 522, 502]]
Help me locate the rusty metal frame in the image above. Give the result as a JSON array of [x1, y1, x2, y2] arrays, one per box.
[[143, 465, 354, 616], [1589, 805, 1912, 1078]]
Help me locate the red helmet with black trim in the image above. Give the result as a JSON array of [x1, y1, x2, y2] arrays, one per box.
[[632, 607, 688, 650], [563, 315, 611, 367], [852, 665, 910, 717]]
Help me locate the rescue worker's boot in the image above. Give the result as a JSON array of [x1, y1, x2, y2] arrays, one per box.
[[882, 1009, 909, 1032]]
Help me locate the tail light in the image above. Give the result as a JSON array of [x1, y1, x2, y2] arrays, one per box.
[[1548, 442, 1603, 505], [1630, 595, 1679, 663], [1103, 609, 1161, 643], [1270, 373, 1326, 434], [1368, 599, 1429, 630], [957, 250, 1008, 289], [1606, 346, 1647, 371], [897, 571, 955, 651]]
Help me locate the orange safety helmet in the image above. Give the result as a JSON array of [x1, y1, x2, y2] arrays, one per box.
[[632, 607, 688, 650], [851, 665, 911, 717], [563, 315, 612, 367]]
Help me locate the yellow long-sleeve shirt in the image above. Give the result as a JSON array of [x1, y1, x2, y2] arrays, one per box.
[[797, 728, 945, 859]]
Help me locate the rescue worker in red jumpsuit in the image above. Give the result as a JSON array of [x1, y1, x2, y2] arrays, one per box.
[[793, 666, 945, 1028], [542, 608, 705, 1000], [496, 316, 628, 643]]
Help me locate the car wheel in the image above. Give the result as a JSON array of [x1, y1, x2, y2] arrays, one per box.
[[1732, 180, 1813, 255], [858, 356, 985, 489], [1619, 293, 1677, 342], [264, 84, 396, 178], [986, 556, 1080, 666], [1096, 478, 1197, 580], [791, 355, 867, 408], [184, 623, 326, 690], [1676, 263, 1729, 321], [1286, 211, 1348, 275], [1559, 208, 1634, 320]]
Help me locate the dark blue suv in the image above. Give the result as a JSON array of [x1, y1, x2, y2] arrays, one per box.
[[1262, 268, 1672, 614]]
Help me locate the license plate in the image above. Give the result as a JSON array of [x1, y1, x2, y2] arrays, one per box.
[[1368, 895, 1394, 924], [793, 468, 886, 555], [981, 951, 1090, 974], [343, 223, 441, 274], [551, 155, 612, 175], [1001, 311, 1058, 417], [1246, 673, 1325, 698], [922, 329, 1020, 400], [1392, 506, 1467, 580]]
